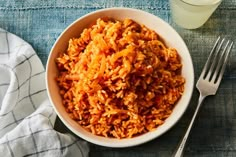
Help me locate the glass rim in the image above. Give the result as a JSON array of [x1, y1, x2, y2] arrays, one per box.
[[180, 0, 222, 6]]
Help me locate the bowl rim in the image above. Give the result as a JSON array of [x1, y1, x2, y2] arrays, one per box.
[[46, 7, 195, 147]]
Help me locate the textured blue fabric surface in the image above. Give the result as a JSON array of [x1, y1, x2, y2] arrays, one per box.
[[1, 0, 236, 157]]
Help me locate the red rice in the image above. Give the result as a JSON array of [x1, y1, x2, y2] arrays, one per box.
[[56, 18, 185, 138]]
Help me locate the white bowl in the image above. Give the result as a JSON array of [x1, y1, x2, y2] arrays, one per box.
[[46, 7, 194, 148]]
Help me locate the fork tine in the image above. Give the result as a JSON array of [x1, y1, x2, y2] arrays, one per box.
[[214, 41, 234, 86], [211, 40, 230, 83], [199, 36, 221, 80], [204, 37, 225, 81]]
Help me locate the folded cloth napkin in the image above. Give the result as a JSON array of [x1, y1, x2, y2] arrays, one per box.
[[0, 29, 89, 157]]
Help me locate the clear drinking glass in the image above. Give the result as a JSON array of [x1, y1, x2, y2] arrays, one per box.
[[169, 0, 222, 29]]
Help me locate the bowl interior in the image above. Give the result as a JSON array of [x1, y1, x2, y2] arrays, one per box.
[[46, 7, 194, 147]]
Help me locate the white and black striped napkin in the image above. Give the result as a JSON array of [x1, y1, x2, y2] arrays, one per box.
[[0, 29, 89, 157]]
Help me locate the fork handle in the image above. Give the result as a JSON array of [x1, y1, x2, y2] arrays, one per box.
[[172, 95, 206, 157]]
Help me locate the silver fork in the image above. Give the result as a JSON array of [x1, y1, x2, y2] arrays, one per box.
[[173, 37, 234, 157]]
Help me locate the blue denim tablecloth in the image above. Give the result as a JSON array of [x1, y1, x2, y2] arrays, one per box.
[[1, 0, 236, 157]]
